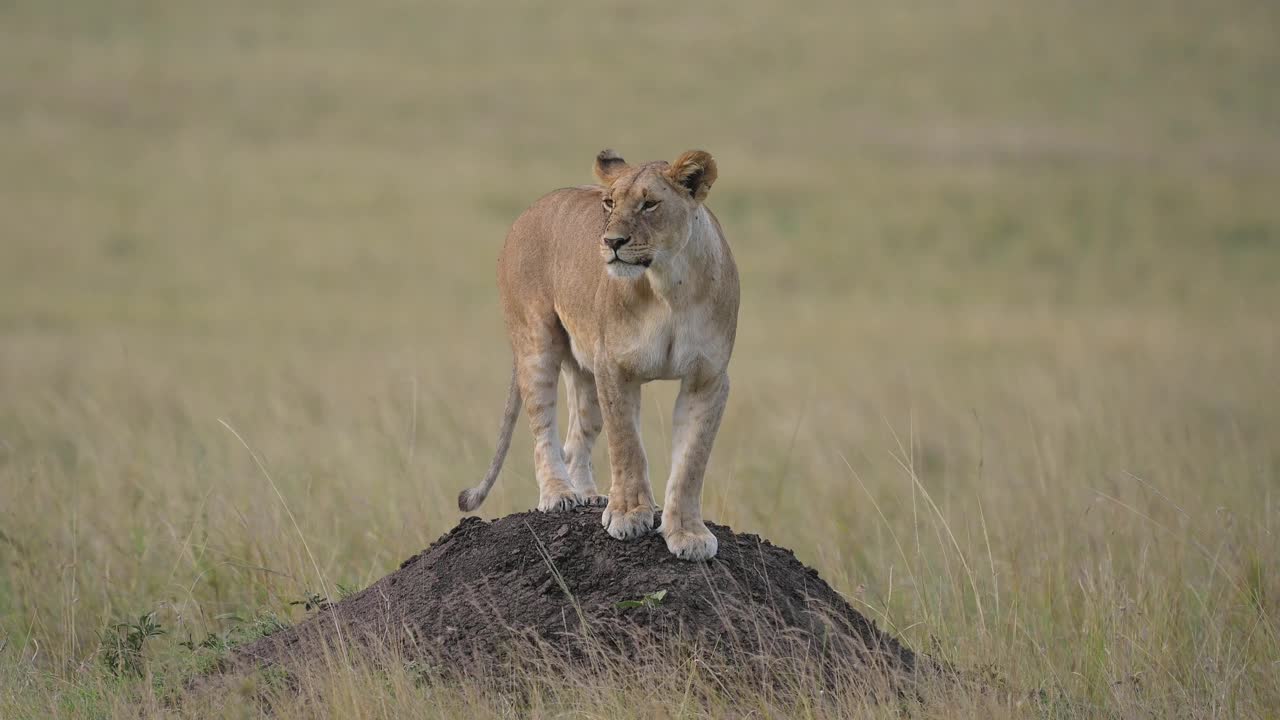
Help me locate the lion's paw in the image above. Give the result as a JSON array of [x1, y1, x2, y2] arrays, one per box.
[[580, 494, 608, 508], [661, 524, 718, 561], [602, 504, 655, 540], [537, 487, 582, 512]]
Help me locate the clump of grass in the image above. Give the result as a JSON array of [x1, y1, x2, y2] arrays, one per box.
[[176, 610, 275, 657]]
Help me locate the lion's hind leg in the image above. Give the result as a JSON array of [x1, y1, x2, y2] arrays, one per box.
[[514, 320, 580, 512], [563, 362, 606, 507]]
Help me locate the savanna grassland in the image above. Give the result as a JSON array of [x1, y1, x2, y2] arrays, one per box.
[[2, 1, 1279, 717]]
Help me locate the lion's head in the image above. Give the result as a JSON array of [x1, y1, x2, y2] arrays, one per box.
[[592, 149, 719, 279]]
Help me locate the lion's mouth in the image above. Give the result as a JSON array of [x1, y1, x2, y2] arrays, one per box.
[[607, 254, 652, 268]]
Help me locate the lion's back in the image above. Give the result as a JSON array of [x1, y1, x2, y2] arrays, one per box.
[[497, 185, 606, 321]]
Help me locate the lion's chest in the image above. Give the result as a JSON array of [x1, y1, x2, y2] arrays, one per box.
[[589, 301, 728, 383]]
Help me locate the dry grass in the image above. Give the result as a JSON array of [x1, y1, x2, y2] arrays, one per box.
[[2, 0, 1279, 717]]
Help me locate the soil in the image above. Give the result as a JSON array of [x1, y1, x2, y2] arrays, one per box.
[[230, 506, 921, 686]]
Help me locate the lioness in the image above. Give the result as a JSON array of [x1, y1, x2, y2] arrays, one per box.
[[457, 149, 738, 561]]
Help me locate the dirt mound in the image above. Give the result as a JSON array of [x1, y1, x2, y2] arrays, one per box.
[[232, 507, 919, 686]]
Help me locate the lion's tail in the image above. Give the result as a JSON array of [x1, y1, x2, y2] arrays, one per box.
[[458, 363, 522, 512]]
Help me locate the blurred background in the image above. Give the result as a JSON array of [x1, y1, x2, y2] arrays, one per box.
[[1, 0, 1278, 715]]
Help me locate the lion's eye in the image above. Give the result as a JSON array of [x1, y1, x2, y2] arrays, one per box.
[[602, 198, 614, 212], [642, 200, 661, 212]]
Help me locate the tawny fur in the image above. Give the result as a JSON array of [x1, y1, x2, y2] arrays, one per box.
[[458, 149, 739, 561]]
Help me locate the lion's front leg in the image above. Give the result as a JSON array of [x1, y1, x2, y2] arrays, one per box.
[[597, 371, 656, 540], [660, 372, 729, 561]]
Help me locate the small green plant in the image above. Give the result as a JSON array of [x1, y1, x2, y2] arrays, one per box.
[[178, 629, 231, 654], [221, 610, 289, 642], [614, 589, 668, 610], [99, 611, 165, 677], [289, 591, 329, 612]]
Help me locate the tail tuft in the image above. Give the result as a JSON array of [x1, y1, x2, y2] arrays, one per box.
[[458, 488, 484, 512]]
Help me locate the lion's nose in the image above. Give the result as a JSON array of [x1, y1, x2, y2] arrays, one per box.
[[603, 235, 631, 251]]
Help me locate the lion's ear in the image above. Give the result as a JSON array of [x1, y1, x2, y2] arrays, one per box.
[[667, 150, 717, 203], [593, 149, 630, 185]]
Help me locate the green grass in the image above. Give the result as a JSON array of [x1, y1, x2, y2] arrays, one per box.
[[2, 0, 1278, 716]]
